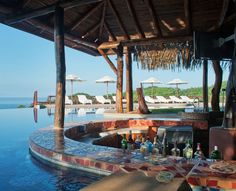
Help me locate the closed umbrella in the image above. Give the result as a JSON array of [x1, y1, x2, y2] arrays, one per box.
[[96, 75, 116, 98], [66, 74, 85, 101], [141, 77, 161, 97], [167, 78, 187, 96]]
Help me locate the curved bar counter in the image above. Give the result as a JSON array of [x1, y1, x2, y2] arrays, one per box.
[[29, 119, 208, 175]]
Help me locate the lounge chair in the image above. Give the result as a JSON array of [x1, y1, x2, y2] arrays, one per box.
[[156, 96, 172, 103], [144, 96, 159, 104], [112, 96, 127, 103], [95, 96, 111, 104], [169, 96, 185, 103], [65, 96, 73, 105], [180, 96, 198, 103], [77, 95, 92, 105]]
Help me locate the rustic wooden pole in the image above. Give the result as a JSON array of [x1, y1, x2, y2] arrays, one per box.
[[54, 6, 66, 129], [116, 44, 123, 113], [203, 59, 209, 112], [125, 47, 133, 112]]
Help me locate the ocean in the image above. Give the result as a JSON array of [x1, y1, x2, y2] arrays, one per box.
[[0, 97, 46, 109]]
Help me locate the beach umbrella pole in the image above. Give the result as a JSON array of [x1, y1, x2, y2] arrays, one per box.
[[106, 82, 108, 99]]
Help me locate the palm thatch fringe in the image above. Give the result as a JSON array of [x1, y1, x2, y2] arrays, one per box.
[[133, 41, 202, 71]]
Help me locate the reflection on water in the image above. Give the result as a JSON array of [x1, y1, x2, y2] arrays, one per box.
[[0, 108, 105, 190]]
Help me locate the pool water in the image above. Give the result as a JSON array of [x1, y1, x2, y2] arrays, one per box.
[[0, 108, 105, 191]]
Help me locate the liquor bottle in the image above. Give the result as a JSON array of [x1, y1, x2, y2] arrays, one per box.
[[194, 143, 205, 160], [145, 136, 153, 153], [162, 137, 169, 157], [121, 134, 127, 152], [140, 137, 147, 155], [171, 141, 180, 156], [135, 135, 141, 149], [152, 136, 160, 155], [210, 146, 221, 160], [127, 131, 134, 151], [183, 139, 193, 159]]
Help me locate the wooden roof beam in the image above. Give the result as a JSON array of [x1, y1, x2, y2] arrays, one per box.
[[104, 21, 116, 41], [125, 0, 145, 39], [99, 1, 107, 40], [98, 48, 118, 75], [184, 0, 192, 35], [82, 22, 100, 39], [144, 0, 162, 37], [70, 2, 104, 31], [107, 0, 130, 40], [4, 0, 103, 24], [98, 36, 192, 50], [25, 19, 98, 49]]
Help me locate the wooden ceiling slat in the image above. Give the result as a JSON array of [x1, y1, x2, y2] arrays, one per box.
[[144, 0, 162, 37], [208, 0, 230, 31], [82, 22, 100, 38], [99, 1, 107, 40], [125, 0, 145, 39], [4, 0, 103, 24], [70, 2, 103, 31], [104, 21, 116, 41], [184, 0, 192, 34], [107, 0, 130, 40]]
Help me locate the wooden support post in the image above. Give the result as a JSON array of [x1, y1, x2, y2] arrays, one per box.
[[203, 59, 209, 112], [116, 45, 123, 113], [54, 6, 66, 129], [125, 47, 133, 112]]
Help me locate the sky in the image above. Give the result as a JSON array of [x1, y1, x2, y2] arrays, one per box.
[[0, 24, 229, 98]]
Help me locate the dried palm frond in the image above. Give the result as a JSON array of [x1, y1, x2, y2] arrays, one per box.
[[133, 41, 203, 71]]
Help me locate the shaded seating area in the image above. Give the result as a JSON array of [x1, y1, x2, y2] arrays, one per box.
[[65, 96, 73, 105], [180, 96, 198, 103], [95, 96, 111, 104], [144, 96, 159, 104], [77, 95, 92, 105], [112, 96, 126, 103], [169, 96, 185, 103], [156, 96, 172, 103]]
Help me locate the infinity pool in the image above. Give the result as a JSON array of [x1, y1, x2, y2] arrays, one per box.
[[0, 108, 105, 191]]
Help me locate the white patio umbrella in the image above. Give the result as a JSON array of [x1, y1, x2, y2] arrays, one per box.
[[96, 75, 116, 98], [141, 77, 161, 97], [66, 74, 85, 100], [167, 78, 187, 96]]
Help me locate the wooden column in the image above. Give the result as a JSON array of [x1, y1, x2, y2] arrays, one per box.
[[116, 45, 123, 113], [125, 47, 133, 112], [203, 59, 209, 112], [54, 6, 66, 129]]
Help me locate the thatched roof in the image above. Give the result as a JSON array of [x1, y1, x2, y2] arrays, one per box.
[[0, 0, 235, 64]]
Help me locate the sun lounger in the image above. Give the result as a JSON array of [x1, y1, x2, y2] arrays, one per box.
[[65, 96, 73, 105], [112, 96, 127, 103], [180, 96, 198, 103], [169, 96, 185, 103], [95, 96, 111, 104], [144, 96, 159, 104], [77, 95, 92, 105], [156, 96, 172, 103]]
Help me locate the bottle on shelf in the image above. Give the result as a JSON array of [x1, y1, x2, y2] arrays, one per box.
[[134, 135, 142, 149], [183, 139, 193, 159], [194, 143, 205, 160], [210, 146, 221, 160], [140, 137, 147, 155], [171, 141, 180, 156], [127, 131, 134, 151], [162, 134, 169, 157], [145, 136, 153, 154], [121, 134, 127, 152], [152, 136, 160, 155]]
